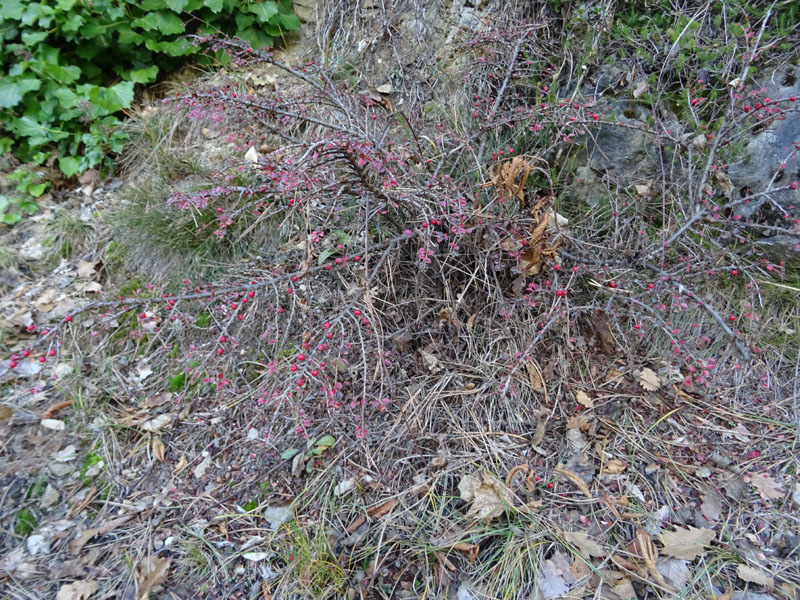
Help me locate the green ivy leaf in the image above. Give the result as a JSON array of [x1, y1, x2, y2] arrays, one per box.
[[101, 81, 134, 112], [52, 87, 80, 108], [11, 116, 64, 145], [134, 11, 185, 35], [0, 78, 40, 108], [42, 62, 82, 84], [250, 1, 278, 22], [0, 1, 24, 20], [315, 435, 336, 448], [141, 0, 168, 9], [238, 27, 272, 50], [280, 13, 300, 30], [55, 0, 77, 9], [204, 0, 224, 13], [58, 156, 81, 177], [21, 30, 48, 46], [127, 65, 159, 83], [28, 182, 47, 196], [164, 0, 189, 11]]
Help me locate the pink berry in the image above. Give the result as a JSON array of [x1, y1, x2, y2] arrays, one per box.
[[354, 310, 361, 316], [49, 349, 56, 357], [297, 354, 305, 361], [39, 356, 46, 363], [248, 290, 255, 298], [9, 361, 17, 368], [219, 336, 226, 343], [217, 348, 224, 355], [23, 350, 30, 358], [65, 315, 72, 322]]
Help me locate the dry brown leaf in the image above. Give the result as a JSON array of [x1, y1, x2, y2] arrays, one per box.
[[601, 459, 627, 475], [419, 349, 443, 373], [749, 472, 784, 500], [527, 360, 544, 391], [637, 367, 661, 391], [575, 390, 594, 408], [68, 516, 133, 555], [563, 531, 605, 557], [56, 579, 99, 600], [539, 550, 576, 599], [659, 526, 715, 560], [459, 471, 515, 520], [367, 498, 397, 519], [0, 406, 12, 423], [136, 555, 169, 600], [633, 80, 648, 99], [152, 438, 165, 462], [736, 564, 774, 588], [139, 413, 174, 433], [174, 455, 188, 474]]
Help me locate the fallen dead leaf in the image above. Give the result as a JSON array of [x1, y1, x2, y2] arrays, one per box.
[[420, 349, 443, 373], [575, 390, 594, 408], [56, 579, 99, 600], [656, 558, 691, 590], [636, 367, 661, 391], [139, 413, 174, 433], [367, 498, 397, 519], [539, 550, 575, 599], [0, 406, 12, 422], [459, 471, 515, 520], [601, 459, 627, 475], [174, 455, 188, 474], [633, 80, 648, 99], [563, 531, 605, 557], [152, 438, 165, 462], [659, 526, 715, 560], [736, 564, 774, 588], [136, 555, 169, 600], [749, 471, 784, 500]]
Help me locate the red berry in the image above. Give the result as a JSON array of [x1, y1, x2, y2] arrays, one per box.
[[23, 350, 30, 358], [790, 96, 796, 102], [609, 282, 617, 288], [286, 288, 293, 295], [310, 369, 318, 376], [730, 269, 738, 276], [634, 324, 641, 330], [48, 349, 56, 357], [230, 303, 237, 309], [248, 290, 255, 298], [9, 361, 17, 368], [277, 307, 284, 313], [217, 348, 224, 355], [219, 336, 226, 343], [139, 313, 147, 319], [648, 283, 654, 289], [65, 315, 72, 322], [318, 344, 325, 351], [728, 315, 735, 322], [547, 482, 554, 489], [297, 354, 306, 361], [354, 310, 361, 316], [39, 356, 46, 363], [323, 322, 331, 329], [290, 364, 298, 372], [296, 378, 305, 387], [27, 324, 35, 332]]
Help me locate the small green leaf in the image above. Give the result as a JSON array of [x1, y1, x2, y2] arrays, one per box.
[[318, 248, 336, 265], [21, 30, 48, 46], [127, 65, 159, 83], [56, 0, 76, 9], [59, 156, 81, 178], [281, 448, 301, 460], [28, 182, 47, 196], [0, 0, 25, 20], [0, 78, 40, 108], [101, 81, 134, 111], [315, 435, 336, 448], [204, 0, 224, 13], [165, 0, 189, 10], [238, 27, 272, 50], [250, 1, 278, 22], [280, 13, 300, 30]]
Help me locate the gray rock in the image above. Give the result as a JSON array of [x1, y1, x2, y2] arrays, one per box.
[[728, 66, 800, 218]]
